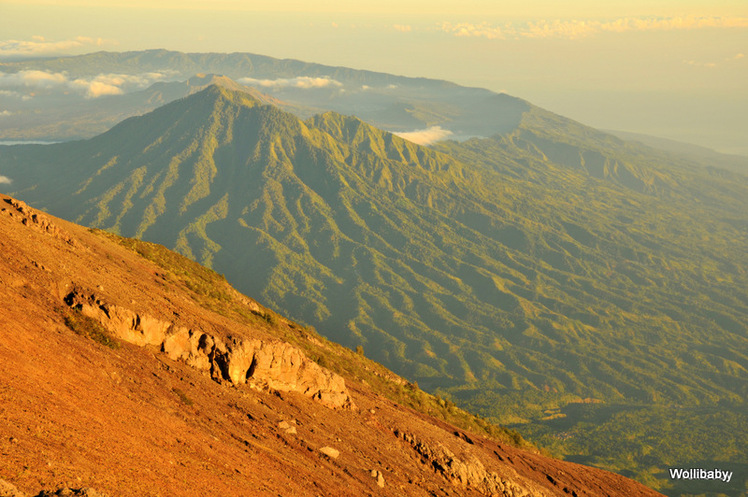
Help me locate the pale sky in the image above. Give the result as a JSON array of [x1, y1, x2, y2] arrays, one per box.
[[1, 0, 747, 154]]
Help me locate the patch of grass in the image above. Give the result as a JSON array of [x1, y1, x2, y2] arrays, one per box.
[[64, 310, 119, 349], [100, 231, 234, 303], [172, 388, 194, 406]]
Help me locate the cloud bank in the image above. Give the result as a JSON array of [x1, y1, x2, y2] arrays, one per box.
[[238, 76, 343, 89], [0, 36, 108, 58], [440, 16, 748, 40], [0, 70, 174, 98], [394, 126, 453, 146]]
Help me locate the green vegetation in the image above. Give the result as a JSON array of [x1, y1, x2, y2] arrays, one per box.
[[102, 227, 531, 449], [3, 84, 748, 493], [64, 310, 120, 349], [112, 233, 233, 302], [172, 387, 194, 406]]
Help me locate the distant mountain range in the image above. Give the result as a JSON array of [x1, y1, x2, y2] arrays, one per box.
[[1, 53, 747, 495], [0, 49, 528, 143]]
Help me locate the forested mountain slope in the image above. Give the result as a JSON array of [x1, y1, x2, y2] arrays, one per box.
[[1, 84, 746, 494]]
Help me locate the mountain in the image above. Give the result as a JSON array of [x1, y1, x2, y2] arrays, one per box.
[[605, 129, 748, 174], [0, 71, 311, 142], [1, 84, 747, 495], [0, 49, 528, 142], [0, 192, 662, 496]]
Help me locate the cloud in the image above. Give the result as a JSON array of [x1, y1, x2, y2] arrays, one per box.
[[0, 70, 68, 88], [393, 24, 412, 32], [0, 70, 173, 98], [440, 22, 507, 40], [440, 16, 748, 40], [0, 110, 13, 116], [238, 76, 343, 89], [0, 36, 109, 58], [394, 126, 453, 145], [70, 72, 173, 97], [683, 52, 747, 68], [0, 176, 12, 184]]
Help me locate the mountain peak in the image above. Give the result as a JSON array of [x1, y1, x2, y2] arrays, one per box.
[[189, 73, 244, 90], [186, 75, 291, 111]]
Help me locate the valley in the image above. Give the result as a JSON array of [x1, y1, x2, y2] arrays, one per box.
[[1, 51, 747, 496]]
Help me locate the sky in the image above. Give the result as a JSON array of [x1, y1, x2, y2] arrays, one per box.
[[1, 0, 747, 154]]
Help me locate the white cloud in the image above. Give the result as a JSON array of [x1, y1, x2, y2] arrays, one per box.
[[0, 36, 109, 58], [0, 176, 12, 184], [0, 70, 68, 89], [393, 24, 412, 32], [70, 72, 173, 97], [440, 16, 748, 40], [684, 59, 717, 68], [440, 22, 506, 39], [0, 70, 173, 98], [683, 52, 747, 68], [70, 79, 124, 97], [394, 126, 453, 145], [238, 76, 343, 89]]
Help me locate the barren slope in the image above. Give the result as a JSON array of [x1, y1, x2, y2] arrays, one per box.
[[0, 194, 661, 496]]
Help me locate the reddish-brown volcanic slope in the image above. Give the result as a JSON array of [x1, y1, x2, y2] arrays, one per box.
[[0, 194, 662, 497]]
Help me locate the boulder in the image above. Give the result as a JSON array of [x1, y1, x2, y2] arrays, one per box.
[[319, 447, 340, 459]]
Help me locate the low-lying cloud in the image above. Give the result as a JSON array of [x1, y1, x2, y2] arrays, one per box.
[[238, 76, 343, 89], [0, 36, 109, 58], [440, 16, 748, 40], [0, 176, 12, 184], [0, 70, 174, 98], [394, 126, 453, 146], [683, 52, 746, 68]]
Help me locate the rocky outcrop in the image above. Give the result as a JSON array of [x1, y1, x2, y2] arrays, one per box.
[[395, 430, 546, 497], [35, 488, 108, 497], [62, 288, 354, 409], [0, 480, 107, 497], [1, 197, 77, 246], [0, 479, 26, 497]]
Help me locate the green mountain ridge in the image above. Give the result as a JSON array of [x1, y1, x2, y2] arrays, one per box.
[[2, 83, 748, 495]]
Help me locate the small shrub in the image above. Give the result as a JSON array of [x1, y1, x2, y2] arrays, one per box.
[[172, 388, 194, 406], [64, 311, 119, 349], [312, 355, 329, 368]]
